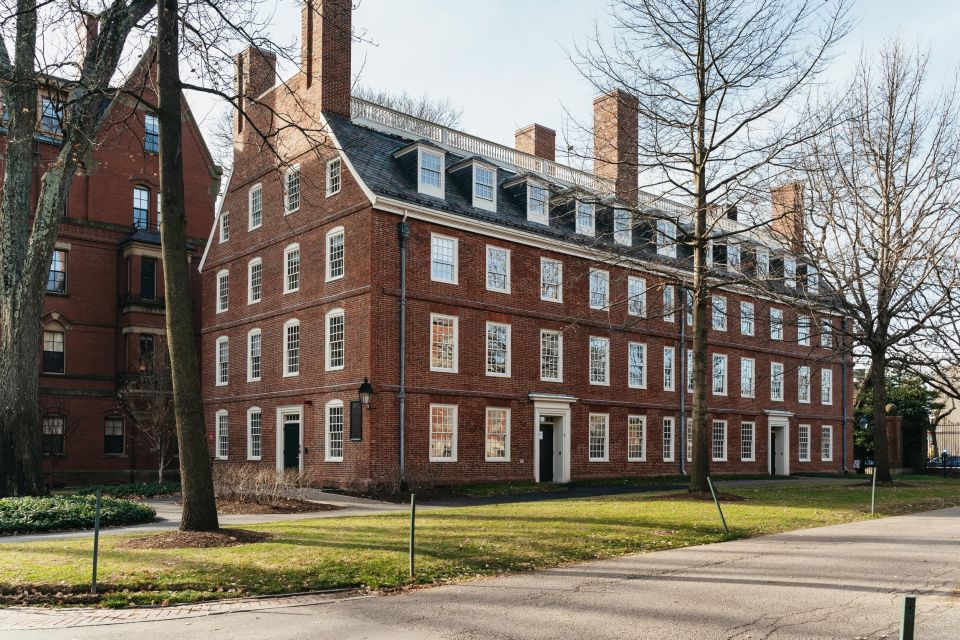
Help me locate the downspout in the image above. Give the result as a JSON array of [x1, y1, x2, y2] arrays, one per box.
[[840, 317, 848, 473], [398, 216, 411, 487], [678, 284, 687, 476]]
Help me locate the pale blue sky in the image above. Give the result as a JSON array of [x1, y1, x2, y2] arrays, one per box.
[[189, 0, 960, 162]]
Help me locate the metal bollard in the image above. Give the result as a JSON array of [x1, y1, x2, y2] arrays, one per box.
[[91, 489, 102, 595], [870, 466, 878, 516], [409, 492, 416, 579], [900, 595, 916, 640]]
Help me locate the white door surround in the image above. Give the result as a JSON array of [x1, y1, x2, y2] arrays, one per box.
[[767, 412, 791, 476], [530, 394, 575, 483], [275, 405, 304, 472]]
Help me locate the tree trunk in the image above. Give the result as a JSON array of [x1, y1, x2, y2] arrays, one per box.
[[157, 0, 219, 531], [870, 352, 893, 483]]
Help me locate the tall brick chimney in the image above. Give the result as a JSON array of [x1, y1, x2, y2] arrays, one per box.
[[593, 90, 639, 204], [301, 0, 352, 117], [515, 124, 556, 162], [234, 47, 277, 137], [770, 182, 805, 251], [76, 12, 98, 67]]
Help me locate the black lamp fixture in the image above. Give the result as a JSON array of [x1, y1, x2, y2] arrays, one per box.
[[358, 378, 374, 406]]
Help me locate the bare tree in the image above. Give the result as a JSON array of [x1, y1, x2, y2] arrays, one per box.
[[353, 85, 462, 127], [574, 0, 850, 491], [801, 39, 960, 483]]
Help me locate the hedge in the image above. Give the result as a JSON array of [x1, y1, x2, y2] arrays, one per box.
[[74, 481, 181, 499], [0, 496, 156, 535]]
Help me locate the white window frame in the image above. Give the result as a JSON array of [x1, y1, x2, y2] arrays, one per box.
[[740, 357, 756, 399], [627, 415, 647, 462], [215, 336, 229, 386], [663, 285, 675, 323], [588, 336, 610, 386], [283, 243, 300, 294], [485, 321, 512, 378], [248, 183, 262, 230], [784, 255, 797, 288], [325, 399, 345, 462], [798, 365, 811, 403], [712, 353, 728, 396], [325, 309, 345, 372], [663, 346, 676, 392], [712, 295, 727, 331], [712, 419, 728, 462], [821, 425, 834, 462], [472, 163, 497, 212], [484, 407, 511, 462], [326, 157, 342, 197], [526, 181, 549, 224], [575, 200, 595, 236], [656, 220, 677, 258], [540, 257, 563, 303], [247, 328, 261, 382], [770, 308, 784, 341], [429, 313, 459, 373], [821, 320, 833, 348], [418, 148, 445, 199], [627, 276, 646, 317], [740, 422, 756, 461], [628, 342, 647, 389], [283, 319, 300, 378], [588, 413, 609, 462], [770, 362, 784, 401], [740, 301, 755, 336], [285, 164, 301, 213], [589, 268, 609, 310], [326, 226, 345, 282], [798, 424, 811, 462], [663, 416, 675, 462], [540, 329, 563, 382], [216, 269, 229, 313], [485, 245, 511, 293], [756, 246, 770, 278], [728, 243, 741, 271], [247, 258, 262, 305], [246, 407, 262, 461], [614, 209, 632, 246], [215, 410, 229, 460], [821, 368, 834, 405], [219, 211, 230, 243], [687, 349, 693, 393], [430, 233, 458, 284], [429, 403, 457, 462], [798, 316, 811, 346]]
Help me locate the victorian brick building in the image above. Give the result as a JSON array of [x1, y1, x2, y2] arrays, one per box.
[[14, 47, 221, 485], [200, 0, 853, 489]]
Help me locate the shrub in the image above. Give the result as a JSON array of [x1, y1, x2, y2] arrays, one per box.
[[74, 482, 181, 499], [0, 496, 155, 535], [212, 464, 310, 506]]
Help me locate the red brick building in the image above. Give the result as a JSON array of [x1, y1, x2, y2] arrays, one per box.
[[9, 51, 221, 485], [200, 0, 853, 489]]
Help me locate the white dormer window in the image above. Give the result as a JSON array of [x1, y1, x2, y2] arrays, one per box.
[[784, 255, 797, 288], [418, 148, 444, 198], [756, 246, 770, 278], [807, 266, 818, 290], [614, 209, 631, 246], [473, 164, 497, 212], [656, 220, 677, 257], [575, 201, 595, 236], [706, 240, 714, 268], [728, 243, 741, 270], [526, 182, 548, 224]]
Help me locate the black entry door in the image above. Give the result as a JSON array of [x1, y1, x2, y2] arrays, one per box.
[[283, 420, 300, 469], [539, 423, 554, 482], [770, 431, 777, 475]]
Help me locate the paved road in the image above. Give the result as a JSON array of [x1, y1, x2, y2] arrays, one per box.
[[6, 504, 958, 639]]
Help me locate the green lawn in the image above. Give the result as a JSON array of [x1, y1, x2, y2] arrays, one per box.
[[1, 476, 957, 607]]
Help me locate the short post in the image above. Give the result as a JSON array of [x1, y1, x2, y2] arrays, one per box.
[[409, 492, 416, 579], [900, 595, 916, 640], [91, 489, 102, 595], [706, 476, 729, 535], [870, 465, 878, 516]]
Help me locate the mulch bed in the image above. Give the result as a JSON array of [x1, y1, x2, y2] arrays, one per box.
[[117, 528, 273, 549], [213, 497, 341, 515]]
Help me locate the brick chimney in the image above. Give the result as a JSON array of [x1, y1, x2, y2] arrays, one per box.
[[515, 124, 556, 162], [770, 182, 805, 251], [593, 90, 639, 204], [301, 0, 352, 117], [76, 12, 98, 67], [234, 47, 277, 137]]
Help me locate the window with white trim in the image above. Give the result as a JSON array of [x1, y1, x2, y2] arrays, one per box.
[[247, 408, 262, 460], [473, 164, 497, 211], [325, 309, 345, 370], [284, 244, 300, 293], [756, 246, 769, 278], [248, 184, 262, 230], [575, 201, 595, 236], [663, 346, 675, 391], [285, 165, 301, 213], [685, 290, 694, 326], [588, 413, 609, 462], [325, 400, 344, 461], [248, 258, 262, 304], [741, 422, 755, 461], [418, 148, 444, 198], [326, 227, 345, 281], [728, 243, 741, 271], [771, 362, 784, 401], [47, 250, 66, 294], [628, 415, 647, 461], [485, 322, 511, 377], [589, 268, 609, 309], [740, 357, 755, 398], [784, 255, 796, 288], [798, 424, 811, 461], [540, 330, 563, 382], [527, 182, 548, 224], [798, 366, 811, 403], [821, 425, 834, 461], [627, 276, 646, 317], [430, 234, 457, 284], [712, 353, 728, 395], [821, 320, 832, 348], [663, 285, 675, 322], [821, 368, 833, 405], [219, 211, 229, 243], [687, 349, 693, 393], [663, 416, 675, 462], [712, 420, 727, 462], [486, 246, 510, 293], [807, 266, 818, 291], [628, 342, 647, 389], [283, 319, 300, 377], [589, 336, 609, 385], [740, 301, 755, 336], [215, 336, 229, 386], [706, 240, 715, 268], [656, 220, 677, 257], [429, 404, 457, 461], [712, 295, 727, 331], [770, 308, 784, 340], [686, 418, 693, 463], [216, 270, 229, 313], [326, 157, 341, 197], [215, 410, 228, 460], [247, 329, 261, 382], [798, 316, 810, 346], [614, 209, 632, 246], [485, 407, 510, 462], [430, 314, 458, 373], [540, 258, 563, 302]]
